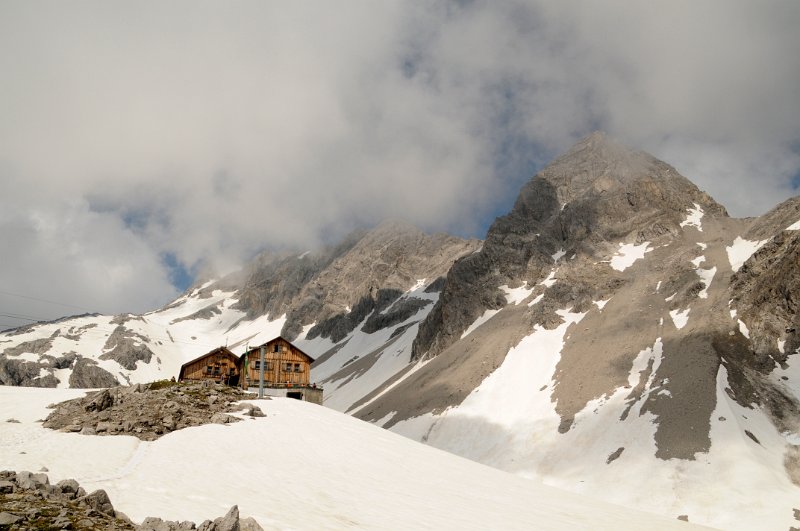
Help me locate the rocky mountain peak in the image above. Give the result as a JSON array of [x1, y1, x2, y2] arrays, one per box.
[[513, 132, 727, 230], [412, 134, 730, 362]]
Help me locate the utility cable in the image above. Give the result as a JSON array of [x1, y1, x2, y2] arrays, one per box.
[[0, 288, 96, 312]]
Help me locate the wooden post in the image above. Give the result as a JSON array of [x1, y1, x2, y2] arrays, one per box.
[[259, 346, 265, 399]]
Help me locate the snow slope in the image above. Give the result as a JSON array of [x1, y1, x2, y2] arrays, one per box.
[[386, 307, 799, 531], [0, 387, 702, 530]]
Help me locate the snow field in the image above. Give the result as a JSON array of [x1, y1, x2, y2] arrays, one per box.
[[0, 285, 297, 387], [389, 314, 800, 530], [0, 387, 702, 530]]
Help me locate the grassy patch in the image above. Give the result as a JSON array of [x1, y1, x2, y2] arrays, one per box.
[[147, 379, 180, 391]]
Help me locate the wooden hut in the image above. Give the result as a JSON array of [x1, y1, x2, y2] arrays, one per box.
[[178, 346, 241, 385], [240, 337, 321, 403]]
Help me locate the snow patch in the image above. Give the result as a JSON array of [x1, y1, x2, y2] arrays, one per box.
[[738, 320, 750, 339], [695, 266, 717, 299], [552, 248, 566, 262], [5, 351, 41, 363], [594, 299, 610, 311], [786, 219, 800, 231], [669, 309, 690, 329], [680, 203, 704, 232], [540, 271, 557, 288], [500, 283, 532, 306], [726, 237, 768, 272], [609, 242, 652, 272], [528, 294, 544, 307], [410, 278, 427, 291], [461, 310, 501, 339]]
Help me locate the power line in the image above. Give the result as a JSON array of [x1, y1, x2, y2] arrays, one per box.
[[0, 288, 96, 312], [0, 312, 42, 322]]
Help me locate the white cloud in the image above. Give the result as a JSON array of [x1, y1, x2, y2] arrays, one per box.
[[0, 1, 798, 319]]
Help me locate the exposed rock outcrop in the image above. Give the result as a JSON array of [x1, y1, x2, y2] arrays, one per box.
[[231, 220, 480, 341], [69, 357, 120, 388], [0, 471, 264, 530], [100, 325, 156, 371], [43, 381, 265, 441]]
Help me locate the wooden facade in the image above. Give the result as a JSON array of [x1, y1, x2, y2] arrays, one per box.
[[178, 347, 240, 384], [241, 337, 315, 390]]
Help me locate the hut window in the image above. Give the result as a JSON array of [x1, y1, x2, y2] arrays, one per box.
[[284, 362, 292, 372], [265, 362, 273, 371], [213, 366, 220, 375], [274, 344, 280, 353], [294, 363, 301, 373], [253, 361, 260, 370], [206, 366, 212, 374]]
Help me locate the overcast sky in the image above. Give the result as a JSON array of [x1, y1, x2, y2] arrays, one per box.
[[1, 1, 799, 326]]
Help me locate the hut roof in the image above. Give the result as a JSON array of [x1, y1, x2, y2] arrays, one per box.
[[178, 346, 239, 379], [242, 336, 316, 363]]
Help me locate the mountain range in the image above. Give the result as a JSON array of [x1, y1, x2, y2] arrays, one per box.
[[2, 132, 799, 529]]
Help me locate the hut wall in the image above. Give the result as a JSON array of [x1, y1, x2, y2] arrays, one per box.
[[181, 352, 239, 381], [243, 342, 312, 387]]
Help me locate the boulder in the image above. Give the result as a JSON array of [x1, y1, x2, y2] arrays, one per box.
[[214, 505, 239, 531], [0, 512, 22, 526], [85, 389, 114, 412], [56, 478, 80, 498], [78, 489, 116, 516], [16, 470, 48, 490], [210, 413, 231, 424]]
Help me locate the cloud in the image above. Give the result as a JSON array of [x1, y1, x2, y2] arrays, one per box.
[[0, 1, 798, 319]]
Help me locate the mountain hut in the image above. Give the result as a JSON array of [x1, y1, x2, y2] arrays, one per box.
[[240, 337, 322, 404], [178, 346, 240, 385]]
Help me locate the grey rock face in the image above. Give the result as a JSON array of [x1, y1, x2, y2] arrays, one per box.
[[413, 132, 727, 361], [732, 197, 800, 365], [356, 132, 799, 471], [0, 332, 62, 387], [100, 325, 156, 370], [230, 221, 480, 342], [170, 302, 223, 325], [69, 356, 120, 388]]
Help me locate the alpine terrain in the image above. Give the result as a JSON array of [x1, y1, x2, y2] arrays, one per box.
[[2, 133, 799, 529]]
